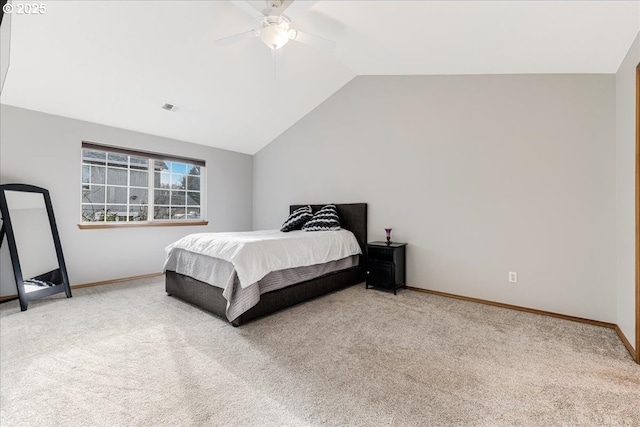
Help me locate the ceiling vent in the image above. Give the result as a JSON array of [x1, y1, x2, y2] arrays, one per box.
[[161, 103, 177, 112]]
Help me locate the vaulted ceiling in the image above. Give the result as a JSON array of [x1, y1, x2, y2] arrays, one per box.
[[1, 0, 638, 154]]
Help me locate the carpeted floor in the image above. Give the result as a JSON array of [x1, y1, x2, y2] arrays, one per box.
[[1, 276, 638, 426]]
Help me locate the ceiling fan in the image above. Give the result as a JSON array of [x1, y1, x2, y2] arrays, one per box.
[[215, 0, 335, 51]]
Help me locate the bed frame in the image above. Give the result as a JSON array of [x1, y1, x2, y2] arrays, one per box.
[[165, 203, 367, 326]]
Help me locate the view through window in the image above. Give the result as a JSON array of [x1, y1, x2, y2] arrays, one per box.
[[81, 143, 204, 223]]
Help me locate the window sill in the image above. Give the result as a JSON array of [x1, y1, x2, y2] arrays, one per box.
[[78, 221, 209, 230]]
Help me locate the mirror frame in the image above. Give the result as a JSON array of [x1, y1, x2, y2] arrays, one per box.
[[0, 183, 72, 311]]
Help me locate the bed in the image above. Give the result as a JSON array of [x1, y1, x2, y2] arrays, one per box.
[[164, 203, 367, 326]]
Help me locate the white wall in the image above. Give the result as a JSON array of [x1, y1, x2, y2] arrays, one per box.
[[0, 105, 253, 296], [254, 74, 617, 323], [616, 32, 640, 350]]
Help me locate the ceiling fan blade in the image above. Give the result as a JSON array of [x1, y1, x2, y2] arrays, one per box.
[[230, 0, 266, 20], [291, 29, 335, 51], [214, 30, 259, 47], [281, 0, 318, 21]]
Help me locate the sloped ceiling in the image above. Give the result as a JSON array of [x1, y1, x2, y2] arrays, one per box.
[[0, 0, 638, 154]]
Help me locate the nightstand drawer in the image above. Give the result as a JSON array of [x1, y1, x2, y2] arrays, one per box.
[[367, 262, 394, 286], [368, 246, 395, 263]]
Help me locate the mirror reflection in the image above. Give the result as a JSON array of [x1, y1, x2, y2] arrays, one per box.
[[5, 190, 60, 293]]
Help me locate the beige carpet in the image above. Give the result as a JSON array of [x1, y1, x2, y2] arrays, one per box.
[[1, 276, 638, 427]]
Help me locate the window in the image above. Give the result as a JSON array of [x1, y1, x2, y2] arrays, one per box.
[[153, 160, 201, 220], [81, 142, 205, 225]]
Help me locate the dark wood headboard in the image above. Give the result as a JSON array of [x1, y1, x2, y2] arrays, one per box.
[[289, 203, 368, 255]]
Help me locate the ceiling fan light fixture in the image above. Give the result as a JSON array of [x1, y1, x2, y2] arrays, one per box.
[[261, 25, 289, 49], [260, 16, 292, 49]]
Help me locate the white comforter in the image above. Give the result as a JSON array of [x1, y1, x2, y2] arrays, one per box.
[[163, 229, 361, 288]]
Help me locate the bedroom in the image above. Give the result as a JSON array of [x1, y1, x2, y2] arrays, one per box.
[[0, 0, 639, 425]]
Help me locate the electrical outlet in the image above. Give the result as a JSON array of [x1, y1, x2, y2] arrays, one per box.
[[508, 271, 518, 283]]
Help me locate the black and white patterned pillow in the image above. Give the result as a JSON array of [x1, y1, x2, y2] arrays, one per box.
[[302, 204, 341, 231], [280, 205, 313, 232]]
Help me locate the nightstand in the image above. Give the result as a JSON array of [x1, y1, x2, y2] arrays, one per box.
[[366, 242, 407, 295]]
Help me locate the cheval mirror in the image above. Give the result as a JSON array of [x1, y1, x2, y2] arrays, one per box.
[[0, 184, 72, 310]]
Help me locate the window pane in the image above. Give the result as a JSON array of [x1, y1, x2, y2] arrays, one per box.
[[83, 185, 105, 204], [130, 156, 148, 170], [82, 205, 105, 222], [170, 162, 187, 174], [129, 188, 148, 205], [154, 171, 170, 188], [82, 165, 90, 184], [154, 161, 170, 172], [186, 208, 200, 219], [171, 207, 186, 219], [129, 206, 148, 221], [187, 192, 200, 206], [154, 189, 170, 205], [83, 150, 106, 165], [91, 165, 106, 184], [171, 191, 186, 205], [107, 153, 128, 168], [154, 206, 170, 220], [187, 176, 200, 191], [106, 186, 128, 204], [171, 174, 186, 190], [130, 170, 148, 187], [187, 165, 200, 176], [106, 205, 128, 221], [107, 167, 127, 186]]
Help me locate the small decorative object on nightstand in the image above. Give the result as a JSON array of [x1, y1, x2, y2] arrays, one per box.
[[385, 228, 392, 245], [366, 241, 407, 295]]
